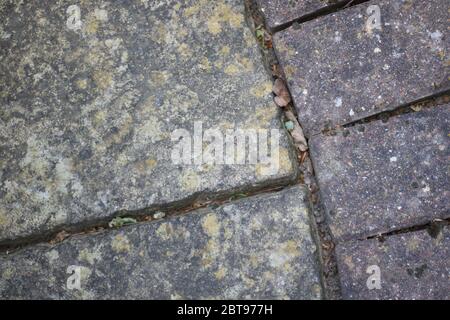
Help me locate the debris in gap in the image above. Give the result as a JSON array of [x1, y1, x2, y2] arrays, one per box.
[[50, 230, 70, 244], [271, 64, 283, 78], [255, 25, 272, 49], [273, 78, 291, 107], [153, 211, 166, 220], [285, 110, 308, 152], [284, 121, 294, 131], [108, 217, 137, 228]]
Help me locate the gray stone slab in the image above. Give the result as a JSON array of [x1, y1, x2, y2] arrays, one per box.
[[0, 0, 297, 243], [336, 225, 450, 300], [310, 105, 450, 241], [257, 0, 349, 31], [0, 186, 323, 300], [273, 0, 450, 136]]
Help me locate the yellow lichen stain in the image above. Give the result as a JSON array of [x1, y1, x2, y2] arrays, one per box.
[[249, 254, 259, 268], [151, 21, 167, 44], [237, 56, 254, 72], [111, 234, 131, 253], [150, 70, 171, 85], [407, 237, 420, 252], [106, 114, 133, 145], [201, 239, 220, 269], [220, 46, 231, 56], [156, 223, 174, 240], [311, 284, 322, 299], [202, 213, 220, 237], [278, 147, 293, 173], [269, 240, 301, 269], [85, 16, 99, 35], [93, 69, 113, 91], [180, 169, 201, 192], [177, 43, 193, 60], [0, 210, 8, 227], [284, 65, 296, 78], [206, 2, 243, 35], [78, 248, 102, 265], [255, 105, 277, 127], [93, 110, 107, 126], [223, 225, 233, 240], [2, 267, 14, 280], [282, 240, 300, 257], [76, 78, 88, 90], [276, 41, 296, 57], [250, 81, 273, 98], [224, 64, 240, 76], [207, 19, 222, 35], [199, 57, 212, 72], [343, 256, 355, 270], [214, 267, 227, 280], [134, 158, 157, 174], [183, 3, 202, 17]]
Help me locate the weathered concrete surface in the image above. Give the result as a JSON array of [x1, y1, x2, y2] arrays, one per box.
[[0, 186, 323, 300], [310, 105, 450, 241], [336, 225, 450, 300], [257, 0, 349, 31], [273, 0, 450, 136], [0, 0, 297, 243]]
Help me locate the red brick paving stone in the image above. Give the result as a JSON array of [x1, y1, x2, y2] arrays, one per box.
[[273, 0, 450, 136], [309, 104, 450, 241], [336, 225, 450, 300], [256, 0, 350, 31]]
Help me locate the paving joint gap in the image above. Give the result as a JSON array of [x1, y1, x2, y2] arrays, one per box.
[[342, 91, 450, 129], [363, 217, 450, 242], [246, 0, 342, 300], [0, 179, 299, 256], [269, 0, 370, 34], [309, 91, 450, 138]]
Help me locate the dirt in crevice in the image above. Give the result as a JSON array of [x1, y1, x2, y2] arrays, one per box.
[[0, 180, 298, 256], [245, 0, 342, 300]]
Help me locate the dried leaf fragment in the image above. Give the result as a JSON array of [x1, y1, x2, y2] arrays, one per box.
[[273, 78, 291, 107]]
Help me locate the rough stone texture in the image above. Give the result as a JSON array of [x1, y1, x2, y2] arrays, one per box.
[[310, 105, 450, 241], [336, 225, 450, 300], [0, 186, 323, 300], [273, 0, 450, 136], [257, 0, 349, 31], [0, 0, 297, 243]]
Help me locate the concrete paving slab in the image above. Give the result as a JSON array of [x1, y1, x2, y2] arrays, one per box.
[[336, 225, 450, 300], [273, 0, 450, 135], [0, 186, 323, 300], [310, 105, 450, 241], [0, 0, 297, 243]]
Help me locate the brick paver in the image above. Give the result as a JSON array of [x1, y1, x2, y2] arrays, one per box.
[[310, 105, 450, 241], [336, 225, 449, 300], [273, 0, 449, 135]]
